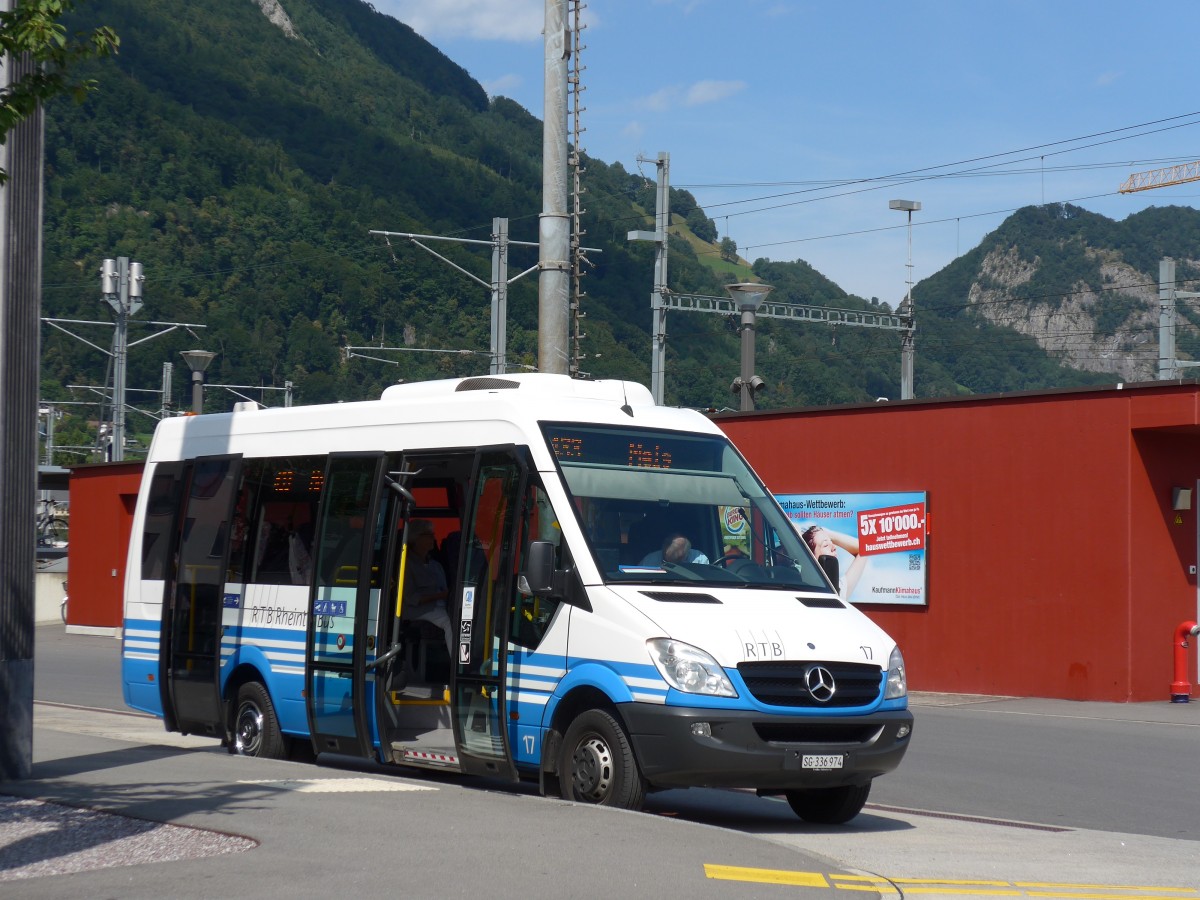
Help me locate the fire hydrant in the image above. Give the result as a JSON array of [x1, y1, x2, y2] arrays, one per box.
[[1170, 620, 1200, 702]]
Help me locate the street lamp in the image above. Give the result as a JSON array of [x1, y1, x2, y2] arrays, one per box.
[[726, 281, 773, 411], [180, 350, 217, 415], [888, 200, 920, 400]]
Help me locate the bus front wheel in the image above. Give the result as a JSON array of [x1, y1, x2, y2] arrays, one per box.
[[559, 709, 645, 810], [785, 782, 872, 824], [232, 681, 286, 759]]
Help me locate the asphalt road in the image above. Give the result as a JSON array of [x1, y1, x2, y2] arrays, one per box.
[[34, 624, 127, 713], [869, 696, 1200, 841], [22, 625, 1200, 897]]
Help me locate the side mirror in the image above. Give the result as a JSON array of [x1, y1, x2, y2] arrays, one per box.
[[819, 554, 840, 589], [521, 540, 557, 595]]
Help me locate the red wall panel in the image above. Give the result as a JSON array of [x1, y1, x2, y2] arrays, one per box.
[[718, 385, 1200, 702], [67, 462, 144, 628]]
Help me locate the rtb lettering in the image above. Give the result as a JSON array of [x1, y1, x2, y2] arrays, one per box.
[[744, 641, 783, 658]]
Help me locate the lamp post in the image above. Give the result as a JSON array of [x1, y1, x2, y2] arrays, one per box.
[[888, 200, 920, 400], [726, 282, 773, 411], [180, 350, 217, 415]]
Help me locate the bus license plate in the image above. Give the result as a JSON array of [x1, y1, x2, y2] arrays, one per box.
[[802, 754, 844, 770]]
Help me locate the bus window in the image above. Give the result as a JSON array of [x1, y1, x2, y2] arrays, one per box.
[[544, 423, 836, 593], [245, 458, 324, 586], [511, 482, 564, 650], [141, 461, 185, 581], [314, 464, 374, 589], [459, 455, 521, 674]]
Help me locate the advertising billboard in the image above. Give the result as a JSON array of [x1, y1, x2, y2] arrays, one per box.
[[776, 491, 928, 607]]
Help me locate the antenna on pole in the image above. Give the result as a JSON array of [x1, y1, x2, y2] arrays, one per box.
[[628, 152, 669, 405], [889, 200, 921, 400], [100, 257, 144, 461], [568, 0, 591, 378]]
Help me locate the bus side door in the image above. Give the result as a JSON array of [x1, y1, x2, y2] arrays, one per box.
[[161, 454, 243, 739], [304, 453, 384, 758], [452, 448, 526, 781]]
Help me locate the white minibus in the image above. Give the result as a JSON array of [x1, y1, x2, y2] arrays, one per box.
[[121, 374, 911, 823]]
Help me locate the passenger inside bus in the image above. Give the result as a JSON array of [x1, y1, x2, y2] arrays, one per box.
[[640, 532, 710, 566], [401, 519, 453, 656], [626, 506, 712, 566], [287, 521, 313, 584]]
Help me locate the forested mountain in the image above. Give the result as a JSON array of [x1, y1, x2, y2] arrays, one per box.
[[39, 0, 1194, 459], [916, 203, 1200, 384]]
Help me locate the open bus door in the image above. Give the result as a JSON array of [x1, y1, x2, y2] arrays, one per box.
[[303, 453, 384, 758], [451, 449, 525, 781], [160, 455, 242, 739]]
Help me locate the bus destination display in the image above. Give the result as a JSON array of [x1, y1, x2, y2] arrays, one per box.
[[544, 425, 721, 472]]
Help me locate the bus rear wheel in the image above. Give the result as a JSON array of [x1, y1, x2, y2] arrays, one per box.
[[232, 681, 286, 759], [559, 709, 645, 810], [785, 782, 872, 824]]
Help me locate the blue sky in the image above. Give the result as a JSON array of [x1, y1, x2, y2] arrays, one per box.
[[369, 0, 1200, 305]]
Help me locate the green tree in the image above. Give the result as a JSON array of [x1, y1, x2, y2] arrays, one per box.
[[0, 0, 119, 182], [719, 236, 738, 263], [686, 207, 716, 243]]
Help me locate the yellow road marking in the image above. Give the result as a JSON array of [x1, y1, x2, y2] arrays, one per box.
[[704, 864, 829, 887], [837, 876, 1011, 886], [1017, 892, 1200, 897], [834, 887, 895, 894], [706, 865, 1199, 898], [835, 883, 892, 892], [895, 891, 1020, 897]]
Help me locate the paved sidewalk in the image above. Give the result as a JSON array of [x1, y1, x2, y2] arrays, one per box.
[[8, 671, 1200, 898], [1, 704, 855, 899], [909, 690, 1200, 724]]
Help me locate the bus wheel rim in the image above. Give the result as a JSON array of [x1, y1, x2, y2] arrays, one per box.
[[571, 735, 613, 801], [235, 703, 263, 755]]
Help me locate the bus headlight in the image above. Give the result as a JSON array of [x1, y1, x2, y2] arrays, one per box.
[[885, 646, 907, 699], [647, 638, 737, 698]]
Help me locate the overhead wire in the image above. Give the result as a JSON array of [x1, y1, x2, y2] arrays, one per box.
[[676, 156, 1200, 189], [643, 113, 1200, 282], [680, 112, 1200, 218]]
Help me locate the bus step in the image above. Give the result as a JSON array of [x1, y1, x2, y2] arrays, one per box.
[[393, 744, 460, 769]]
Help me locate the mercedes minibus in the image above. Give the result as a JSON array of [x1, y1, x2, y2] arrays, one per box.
[[121, 374, 911, 823]]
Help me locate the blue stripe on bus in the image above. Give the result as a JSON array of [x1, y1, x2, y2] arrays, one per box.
[[123, 624, 890, 759]]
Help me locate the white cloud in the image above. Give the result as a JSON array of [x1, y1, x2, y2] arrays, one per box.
[[369, 0, 543, 41], [1095, 71, 1122, 88], [636, 87, 680, 113], [622, 121, 645, 141], [684, 79, 746, 107], [634, 80, 744, 113], [483, 73, 523, 98]]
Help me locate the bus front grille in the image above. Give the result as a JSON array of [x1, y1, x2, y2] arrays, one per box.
[[737, 661, 882, 708]]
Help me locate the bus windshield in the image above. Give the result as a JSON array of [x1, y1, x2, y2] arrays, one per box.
[[543, 423, 836, 593]]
